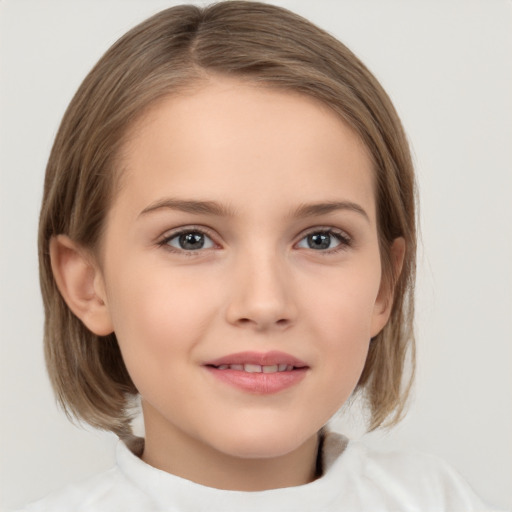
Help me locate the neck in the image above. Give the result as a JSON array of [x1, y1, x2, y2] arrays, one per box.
[[140, 402, 321, 491]]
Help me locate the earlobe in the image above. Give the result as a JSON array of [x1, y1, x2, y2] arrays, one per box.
[[370, 237, 406, 337], [50, 235, 114, 336]]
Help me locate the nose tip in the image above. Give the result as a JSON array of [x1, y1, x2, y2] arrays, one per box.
[[225, 257, 297, 331]]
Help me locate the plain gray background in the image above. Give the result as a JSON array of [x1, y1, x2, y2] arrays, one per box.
[[1, 0, 511, 510]]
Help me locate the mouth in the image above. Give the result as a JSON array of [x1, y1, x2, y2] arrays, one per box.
[[204, 350, 308, 371], [209, 363, 298, 373], [203, 351, 309, 394]]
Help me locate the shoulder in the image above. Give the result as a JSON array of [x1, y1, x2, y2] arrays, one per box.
[[324, 432, 500, 511], [13, 466, 151, 512]]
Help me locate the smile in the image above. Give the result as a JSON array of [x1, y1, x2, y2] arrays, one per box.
[[214, 363, 295, 373], [204, 351, 309, 394]]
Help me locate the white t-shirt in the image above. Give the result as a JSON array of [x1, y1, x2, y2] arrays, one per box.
[[17, 432, 501, 511]]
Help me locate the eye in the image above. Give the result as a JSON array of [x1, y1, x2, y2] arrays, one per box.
[[164, 230, 215, 251], [296, 230, 350, 251]]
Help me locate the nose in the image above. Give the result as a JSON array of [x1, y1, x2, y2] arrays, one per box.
[[225, 249, 297, 332]]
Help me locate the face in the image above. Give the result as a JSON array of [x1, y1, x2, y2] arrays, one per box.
[[95, 78, 392, 462]]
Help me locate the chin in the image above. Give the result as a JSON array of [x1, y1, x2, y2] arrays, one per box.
[[207, 422, 317, 460]]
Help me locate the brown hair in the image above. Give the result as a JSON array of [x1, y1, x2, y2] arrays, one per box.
[[39, 1, 416, 445]]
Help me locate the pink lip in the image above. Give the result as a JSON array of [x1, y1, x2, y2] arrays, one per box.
[[203, 351, 309, 395]]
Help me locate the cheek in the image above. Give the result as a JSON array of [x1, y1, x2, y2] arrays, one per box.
[[316, 301, 371, 382], [312, 307, 372, 418], [104, 260, 219, 371], [303, 258, 382, 339], [302, 258, 381, 389]]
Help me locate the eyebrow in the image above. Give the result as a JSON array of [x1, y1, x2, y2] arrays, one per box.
[[139, 198, 236, 218], [291, 201, 370, 222], [139, 198, 369, 222]]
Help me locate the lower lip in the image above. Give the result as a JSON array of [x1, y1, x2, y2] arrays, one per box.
[[204, 367, 308, 394]]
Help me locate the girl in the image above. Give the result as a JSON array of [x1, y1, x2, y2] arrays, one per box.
[[6, 1, 508, 510]]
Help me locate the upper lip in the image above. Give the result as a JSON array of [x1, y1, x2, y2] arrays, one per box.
[[204, 351, 308, 368]]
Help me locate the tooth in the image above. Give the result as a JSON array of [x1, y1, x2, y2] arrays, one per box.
[[286, 365, 294, 371], [217, 364, 229, 370], [262, 365, 278, 373], [230, 364, 244, 371], [278, 364, 287, 372], [244, 364, 262, 373]]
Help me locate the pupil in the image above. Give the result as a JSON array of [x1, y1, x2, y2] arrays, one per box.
[[308, 233, 330, 250], [180, 232, 204, 250]]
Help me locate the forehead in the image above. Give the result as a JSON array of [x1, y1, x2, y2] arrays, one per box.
[[115, 77, 376, 220]]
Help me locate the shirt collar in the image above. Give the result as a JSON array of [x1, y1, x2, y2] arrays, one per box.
[[116, 431, 351, 511]]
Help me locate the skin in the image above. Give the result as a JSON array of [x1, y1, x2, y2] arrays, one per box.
[[52, 77, 402, 491]]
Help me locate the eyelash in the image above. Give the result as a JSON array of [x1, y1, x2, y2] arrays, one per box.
[[157, 226, 218, 256], [157, 226, 353, 255], [298, 228, 353, 254]]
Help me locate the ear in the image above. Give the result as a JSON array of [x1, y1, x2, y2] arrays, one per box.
[[50, 235, 114, 336], [370, 237, 406, 337]]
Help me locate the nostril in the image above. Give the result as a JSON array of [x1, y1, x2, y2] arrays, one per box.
[[235, 317, 290, 328]]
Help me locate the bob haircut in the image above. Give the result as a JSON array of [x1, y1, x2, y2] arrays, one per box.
[[39, 1, 416, 446]]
